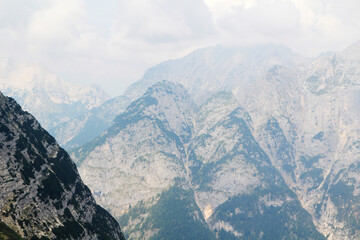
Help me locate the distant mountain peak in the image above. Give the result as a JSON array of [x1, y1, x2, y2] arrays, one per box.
[[146, 80, 189, 96], [340, 40, 360, 60], [124, 43, 309, 103], [0, 59, 110, 129]]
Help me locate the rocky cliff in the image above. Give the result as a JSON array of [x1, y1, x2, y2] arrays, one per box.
[[116, 42, 360, 239], [72, 81, 324, 239], [0, 92, 125, 239]]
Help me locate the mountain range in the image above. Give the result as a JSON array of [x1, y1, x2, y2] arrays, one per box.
[[71, 81, 322, 239], [70, 42, 360, 239], [1, 41, 360, 239]]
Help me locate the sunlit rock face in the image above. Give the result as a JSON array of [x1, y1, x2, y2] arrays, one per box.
[[0, 92, 125, 239], [73, 81, 195, 219], [253, 48, 360, 240], [116, 43, 360, 239], [66, 42, 360, 239], [73, 81, 324, 239]]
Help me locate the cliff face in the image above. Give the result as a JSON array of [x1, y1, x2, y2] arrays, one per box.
[[73, 81, 324, 239], [116, 43, 360, 239], [55, 42, 360, 239], [0, 92, 125, 240]]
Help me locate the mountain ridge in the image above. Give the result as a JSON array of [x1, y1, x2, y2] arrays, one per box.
[[0, 91, 125, 239], [72, 80, 325, 239], [20, 40, 360, 239]]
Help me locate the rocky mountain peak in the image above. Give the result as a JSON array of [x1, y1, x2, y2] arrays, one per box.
[[73, 81, 325, 239], [0, 91, 125, 239], [43, 41, 360, 239], [115, 80, 195, 144]]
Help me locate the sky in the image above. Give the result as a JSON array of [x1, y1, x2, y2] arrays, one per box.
[[1, 0, 360, 96]]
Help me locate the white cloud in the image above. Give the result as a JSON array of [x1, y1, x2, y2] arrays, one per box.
[[28, 1, 84, 41], [204, 0, 360, 55], [217, 0, 301, 36], [113, 0, 216, 43], [204, 0, 257, 17]]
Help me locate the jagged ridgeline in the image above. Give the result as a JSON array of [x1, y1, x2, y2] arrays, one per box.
[[0, 60, 111, 130], [105, 43, 360, 240], [0, 92, 125, 239], [72, 81, 325, 239]]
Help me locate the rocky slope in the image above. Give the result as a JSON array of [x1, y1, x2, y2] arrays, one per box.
[[255, 44, 360, 239], [0, 59, 110, 130], [72, 82, 195, 220], [0, 92, 125, 239], [72, 81, 324, 239], [114, 42, 360, 239]]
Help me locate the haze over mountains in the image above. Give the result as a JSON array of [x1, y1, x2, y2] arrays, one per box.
[[1, 41, 360, 239], [71, 42, 360, 239], [124, 44, 309, 102], [49, 96, 131, 150], [0, 59, 110, 130]]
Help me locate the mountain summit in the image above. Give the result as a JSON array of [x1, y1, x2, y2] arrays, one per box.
[[72, 81, 324, 239]]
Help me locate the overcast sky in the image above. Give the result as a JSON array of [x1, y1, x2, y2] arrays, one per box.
[[1, 0, 360, 96]]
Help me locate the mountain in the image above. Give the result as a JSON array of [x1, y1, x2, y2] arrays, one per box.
[[51, 44, 304, 151], [52, 45, 306, 151], [72, 81, 195, 218], [0, 92, 125, 239], [118, 42, 360, 239], [72, 81, 324, 239], [0, 59, 110, 130], [49, 95, 131, 151], [254, 46, 360, 239], [124, 44, 309, 102]]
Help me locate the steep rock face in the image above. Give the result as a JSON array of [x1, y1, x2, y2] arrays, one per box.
[[50, 95, 131, 151], [189, 98, 323, 240], [254, 51, 360, 239], [0, 59, 110, 129], [0, 92, 124, 239], [120, 42, 360, 239], [73, 81, 323, 239], [72, 81, 195, 223], [297, 53, 360, 239]]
